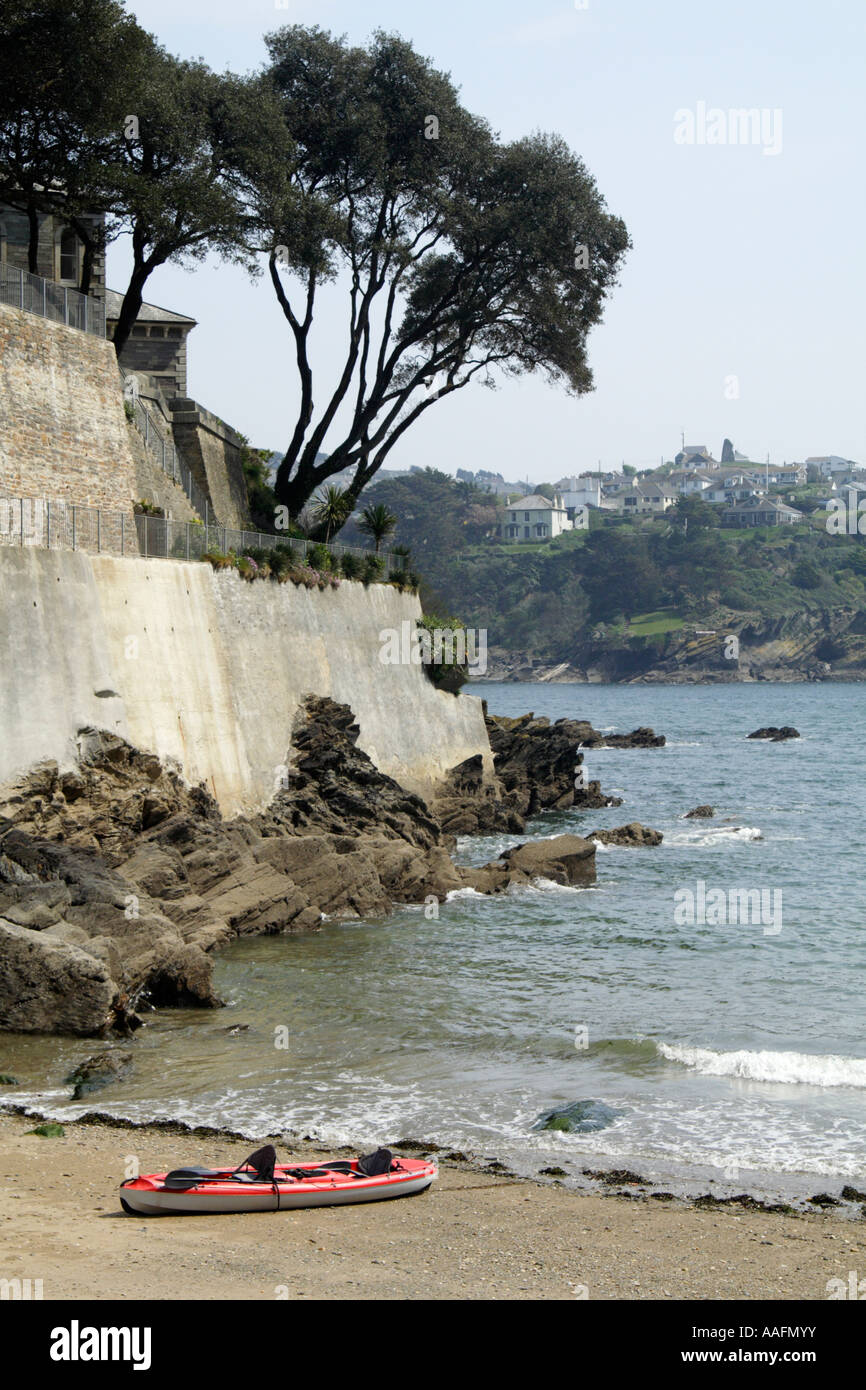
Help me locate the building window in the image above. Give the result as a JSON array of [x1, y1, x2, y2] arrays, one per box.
[[58, 226, 79, 283], [523, 526, 530, 538], [524, 512, 529, 521]]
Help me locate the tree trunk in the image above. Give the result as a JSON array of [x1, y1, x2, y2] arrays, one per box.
[[111, 264, 150, 357], [26, 202, 39, 274]]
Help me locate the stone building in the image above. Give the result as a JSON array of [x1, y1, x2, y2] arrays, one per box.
[[0, 200, 106, 312], [105, 290, 196, 398]]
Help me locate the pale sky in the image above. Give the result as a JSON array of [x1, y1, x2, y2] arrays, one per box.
[[112, 0, 866, 480]]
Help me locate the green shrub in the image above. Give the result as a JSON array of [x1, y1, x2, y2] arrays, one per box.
[[792, 559, 823, 589], [307, 542, 333, 572], [362, 553, 385, 585], [338, 552, 362, 580]]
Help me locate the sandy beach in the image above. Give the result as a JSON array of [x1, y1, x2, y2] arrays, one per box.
[[1, 1112, 863, 1301]]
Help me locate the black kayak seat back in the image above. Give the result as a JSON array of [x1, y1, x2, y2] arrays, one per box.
[[163, 1144, 277, 1190], [161, 1145, 394, 1189], [357, 1148, 394, 1177]]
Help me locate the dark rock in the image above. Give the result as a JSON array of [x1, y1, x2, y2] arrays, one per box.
[[808, 1192, 842, 1207], [587, 823, 664, 847], [482, 711, 624, 824], [64, 1050, 133, 1100], [534, 1099, 621, 1133], [841, 1185, 866, 1203], [602, 727, 666, 748], [0, 1074, 19, 1085], [747, 726, 800, 741], [539, 1166, 568, 1177], [684, 805, 715, 819]]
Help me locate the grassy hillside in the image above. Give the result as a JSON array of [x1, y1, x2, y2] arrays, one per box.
[[346, 469, 866, 678]]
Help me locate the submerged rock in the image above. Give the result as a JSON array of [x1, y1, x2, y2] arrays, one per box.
[[684, 805, 715, 819], [535, 1099, 622, 1133], [64, 1050, 133, 1099]]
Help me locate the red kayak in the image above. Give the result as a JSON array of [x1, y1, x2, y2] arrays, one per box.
[[120, 1149, 437, 1215]]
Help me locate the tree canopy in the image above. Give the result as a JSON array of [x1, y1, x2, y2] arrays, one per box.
[[258, 26, 629, 529], [0, 0, 292, 352]]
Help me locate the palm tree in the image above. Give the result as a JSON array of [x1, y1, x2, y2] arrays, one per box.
[[313, 485, 351, 542], [358, 502, 397, 554], [391, 543, 412, 571]]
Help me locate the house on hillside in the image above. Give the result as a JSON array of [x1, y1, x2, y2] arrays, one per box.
[[501, 493, 571, 541], [772, 464, 806, 486], [555, 474, 607, 514], [806, 455, 859, 478], [618, 482, 677, 515], [722, 499, 804, 527], [675, 444, 717, 469]]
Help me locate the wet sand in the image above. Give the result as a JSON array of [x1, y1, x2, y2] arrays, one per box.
[[0, 1113, 863, 1300]]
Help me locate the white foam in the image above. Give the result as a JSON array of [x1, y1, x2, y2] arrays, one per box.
[[658, 1043, 866, 1090], [663, 825, 763, 847]]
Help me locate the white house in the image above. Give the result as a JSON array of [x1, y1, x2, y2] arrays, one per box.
[[555, 474, 603, 513], [502, 493, 572, 541], [805, 455, 860, 478]]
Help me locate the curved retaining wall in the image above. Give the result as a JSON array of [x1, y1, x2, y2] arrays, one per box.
[[0, 548, 492, 815]]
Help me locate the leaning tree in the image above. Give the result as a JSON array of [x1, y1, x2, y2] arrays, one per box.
[[259, 26, 630, 534], [107, 55, 294, 356]]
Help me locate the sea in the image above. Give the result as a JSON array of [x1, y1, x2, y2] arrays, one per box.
[[3, 682, 865, 1201]]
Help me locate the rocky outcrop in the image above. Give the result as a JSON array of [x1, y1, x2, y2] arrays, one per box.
[[601, 727, 665, 748], [684, 805, 715, 818], [463, 834, 596, 894], [587, 823, 663, 847], [0, 919, 118, 1036], [747, 726, 800, 741], [0, 697, 601, 1035], [428, 708, 648, 837]]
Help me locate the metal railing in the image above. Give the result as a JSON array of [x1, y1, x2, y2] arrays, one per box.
[[0, 495, 397, 571], [0, 265, 105, 336], [119, 367, 213, 519]]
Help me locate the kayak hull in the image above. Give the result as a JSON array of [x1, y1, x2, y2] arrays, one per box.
[[120, 1158, 436, 1215]]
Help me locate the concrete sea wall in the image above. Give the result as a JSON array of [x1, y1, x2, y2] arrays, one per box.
[[0, 547, 492, 814]]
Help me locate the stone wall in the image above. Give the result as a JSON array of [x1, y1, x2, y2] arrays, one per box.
[[0, 547, 493, 814], [127, 422, 200, 523], [0, 302, 136, 518], [170, 400, 251, 528]]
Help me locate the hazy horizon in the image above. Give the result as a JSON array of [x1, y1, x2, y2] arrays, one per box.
[[110, 0, 866, 481]]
